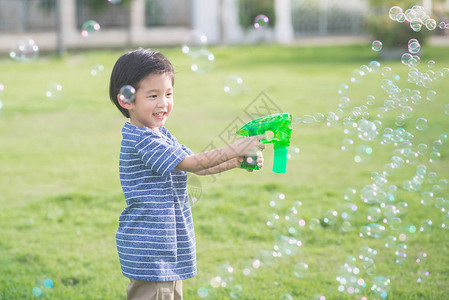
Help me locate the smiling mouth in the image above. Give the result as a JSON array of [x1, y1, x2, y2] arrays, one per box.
[[153, 112, 167, 119]]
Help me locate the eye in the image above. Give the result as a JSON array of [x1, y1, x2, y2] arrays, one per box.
[[147, 94, 157, 99], [166, 92, 173, 97]]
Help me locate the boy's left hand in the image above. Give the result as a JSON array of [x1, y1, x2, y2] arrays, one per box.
[[237, 151, 264, 172]]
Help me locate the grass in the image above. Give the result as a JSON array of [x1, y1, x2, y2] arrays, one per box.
[[0, 43, 448, 299]]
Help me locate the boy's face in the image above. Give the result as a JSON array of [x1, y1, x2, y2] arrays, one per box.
[[127, 73, 173, 131]]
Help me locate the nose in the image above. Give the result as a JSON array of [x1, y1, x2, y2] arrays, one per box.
[[157, 96, 169, 107]]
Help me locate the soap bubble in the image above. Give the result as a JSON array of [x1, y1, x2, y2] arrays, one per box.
[[314, 112, 325, 122], [427, 60, 436, 69], [229, 284, 243, 298], [43, 278, 54, 288], [429, 151, 441, 163], [415, 118, 428, 130], [190, 49, 215, 74], [371, 40, 383, 52], [367, 206, 381, 222], [360, 223, 386, 238], [197, 287, 209, 298], [420, 191, 434, 206], [182, 30, 208, 55], [274, 235, 302, 256], [32, 286, 43, 297], [370, 276, 390, 298], [224, 75, 244, 96], [344, 188, 357, 202], [444, 104, 449, 115], [384, 235, 398, 248], [369, 60, 381, 72], [90, 64, 104, 76], [45, 82, 63, 99], [0, 82, 4, 98], [426, 19, 437, 30], [416, 270, 430, 283], [389, 6, 403, 21], [442, 215, 449, 229], [365, 95, 376, 106], [341, 139, 354, 151], [339, 96, 351, 108], [254, 14, 269, 29], [401, 53, 413, 66], [280, 294, 294, 300], [119, 85, 136, 102], [10, 37, 39, 62], [416, 252, 427, 263], [294, 262, 309, 278], [287, 146, 300, 160], [354, 145, 373, 163], [309, 218, 321, 230], [408, 39, 421, 54], [322, 210, 338, 225], [410, 19, 422, 32], [338, 83, 349, 95], [426, 90, 437, 101], [81, 20, 100, 37]]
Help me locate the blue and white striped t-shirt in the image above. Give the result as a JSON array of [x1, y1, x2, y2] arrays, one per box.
[[116, 122, 197, 281]]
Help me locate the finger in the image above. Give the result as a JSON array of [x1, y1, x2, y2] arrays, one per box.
[[255, 134, 266, 141]]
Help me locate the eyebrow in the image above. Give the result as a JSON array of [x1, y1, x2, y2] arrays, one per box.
[[144, 87, 173, 93]]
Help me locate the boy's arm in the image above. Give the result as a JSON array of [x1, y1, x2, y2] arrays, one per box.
[[195, 155, 263, 175], [175, 135, 265, 173]]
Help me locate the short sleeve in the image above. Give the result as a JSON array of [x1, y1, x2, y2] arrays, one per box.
[[161, 127, 194, 155], [181, 144, 194, 155], [134, 130, 188, 177]]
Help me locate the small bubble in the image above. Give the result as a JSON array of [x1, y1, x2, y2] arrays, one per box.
[[81, 20, 100, 37], [254, 14, 269, 29], [372, 40, 383, 52], [118, 85, 136, 102]]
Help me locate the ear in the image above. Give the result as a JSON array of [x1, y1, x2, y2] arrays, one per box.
[[117, 94, 133, 110]]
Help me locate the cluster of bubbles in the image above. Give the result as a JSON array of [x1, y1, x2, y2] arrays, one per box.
[[181, 30, 215, 74], [191, 6, 448, 299], [4, 8, 113, 106], [388, 5, 440, 32], [10, 37, 39, 62], [181, 30, 250, 97], [196, 193, 310, 299], [181, 14, 268, 90], [32, 277, 54, 297]]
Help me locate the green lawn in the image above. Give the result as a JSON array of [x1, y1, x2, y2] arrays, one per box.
[[0, 43, 448, 299]]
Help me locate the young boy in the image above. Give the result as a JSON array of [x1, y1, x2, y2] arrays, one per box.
[[109, 48, 265, 300]]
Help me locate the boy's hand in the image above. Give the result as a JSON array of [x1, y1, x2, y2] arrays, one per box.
[[233, 134, 266, 157], [237, 150, 264, 172]]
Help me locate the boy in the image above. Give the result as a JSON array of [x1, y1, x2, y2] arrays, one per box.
[[109, 48, 265, 300]]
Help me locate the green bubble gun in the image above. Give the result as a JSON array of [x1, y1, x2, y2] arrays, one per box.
[[236, 113, 292, 174]]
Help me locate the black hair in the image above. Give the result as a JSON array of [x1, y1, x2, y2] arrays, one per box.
[[109, 48, 174, 118]]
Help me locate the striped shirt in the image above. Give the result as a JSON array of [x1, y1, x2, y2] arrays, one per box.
[[116, 122, 197, 281]]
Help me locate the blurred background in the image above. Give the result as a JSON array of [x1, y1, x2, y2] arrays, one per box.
[[1, 1, 449, 299], [1, 0, 449, 55]]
